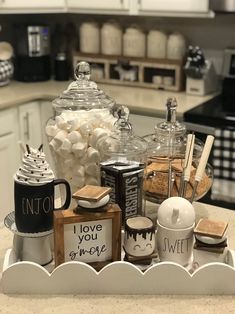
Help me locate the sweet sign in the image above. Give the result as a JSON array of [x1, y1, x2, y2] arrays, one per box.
[[53, 204, 122, 270]]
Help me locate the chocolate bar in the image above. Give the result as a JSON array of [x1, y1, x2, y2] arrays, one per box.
[[100, 161, 144, 222]]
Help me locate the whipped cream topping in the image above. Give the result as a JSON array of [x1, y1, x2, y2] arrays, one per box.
[[15, 147, 54, 185]]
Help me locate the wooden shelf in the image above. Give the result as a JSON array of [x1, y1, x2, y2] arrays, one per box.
[[73, 53, 185, 92]]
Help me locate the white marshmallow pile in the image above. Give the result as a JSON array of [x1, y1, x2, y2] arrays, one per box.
[[46, 108, 117, 193]]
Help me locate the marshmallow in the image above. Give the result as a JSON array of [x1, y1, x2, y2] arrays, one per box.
[[67, 118, 80, 132], [64, 157, 76, 169], [85, 163, 99, 177], [67, 130, 83, 144], [89, 127, 107, 148], [79, 122, 92, 138], [77, 153, 88, 165], [72, 142, 87, 158], [49, 138, 61, 151], [55, 115, 68, 130], [85, 176, 99, 186], [72, 175, 85, 188], [75, 165, 85, 178], [78, 194, 110, 209], [58, 139, 72, 158], [46, 124, 60, 137], [87, 147, 100, 163], [54, 130, 68, 146]]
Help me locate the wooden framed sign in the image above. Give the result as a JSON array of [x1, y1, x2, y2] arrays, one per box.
[[53, 204, 122, 270]]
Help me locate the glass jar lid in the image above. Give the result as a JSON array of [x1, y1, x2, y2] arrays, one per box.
[[52, 61, 115, 113], [144, 97, 187, 158], [99, 106, 147, 161]]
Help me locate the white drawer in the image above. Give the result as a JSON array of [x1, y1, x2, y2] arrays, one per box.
[[0, 108, 17, 136]]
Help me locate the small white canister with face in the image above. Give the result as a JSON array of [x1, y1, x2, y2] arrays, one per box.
[[124, 216, 155, 257], [157, 196, 195, 266]]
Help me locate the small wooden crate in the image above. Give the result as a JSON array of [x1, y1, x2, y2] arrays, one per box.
[[73, 53, 185, 92]]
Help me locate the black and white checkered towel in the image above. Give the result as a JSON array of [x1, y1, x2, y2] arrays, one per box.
[[0, 60, 13, 83], [211, 128, 235, 204]]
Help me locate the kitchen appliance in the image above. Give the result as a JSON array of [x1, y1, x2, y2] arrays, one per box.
[[221, 48, 235, 111], [14, 25, 51, 82]]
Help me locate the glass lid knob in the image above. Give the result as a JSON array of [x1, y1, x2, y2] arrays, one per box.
[[74, 61, 91, 81], [166, 97, 177, 124], [114, 105, 132, 132]]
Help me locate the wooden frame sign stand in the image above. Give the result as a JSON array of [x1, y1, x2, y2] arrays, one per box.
[[53, 204, 122, 271]]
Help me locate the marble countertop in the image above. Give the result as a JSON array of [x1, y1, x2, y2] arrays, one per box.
[[1, 201, 235, 312], [0, 80, 217, 118]]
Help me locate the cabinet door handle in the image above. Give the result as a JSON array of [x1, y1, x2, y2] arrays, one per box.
[[24, 112, 30, 141]]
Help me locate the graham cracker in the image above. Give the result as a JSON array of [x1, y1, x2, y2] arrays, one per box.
[[72, 185, 112, 202], [194, 218, 228, 239]]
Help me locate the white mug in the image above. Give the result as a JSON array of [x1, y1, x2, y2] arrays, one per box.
[[157, 220, 194, 266]]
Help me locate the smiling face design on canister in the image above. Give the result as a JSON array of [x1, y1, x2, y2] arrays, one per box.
[[124, 216, 155, 257]]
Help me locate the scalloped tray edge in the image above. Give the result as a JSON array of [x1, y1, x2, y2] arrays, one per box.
[[2, 249, 235, 295]]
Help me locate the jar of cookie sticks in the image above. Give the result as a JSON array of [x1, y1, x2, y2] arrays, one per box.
[[143, 97, 214, 205]]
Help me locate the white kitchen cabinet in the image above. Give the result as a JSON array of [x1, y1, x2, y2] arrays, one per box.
[[67, 0, 210, 16], [67, 0, 129, 13], [0, 0, 66, 13], [129, 113, 163, 137], [0, 107, 19, 224], [137, 0, 209, 13], [19, 102, 42, 149]]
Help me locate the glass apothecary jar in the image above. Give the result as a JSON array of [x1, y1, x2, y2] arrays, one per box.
[[143, 97, 213, 204], [98, 108, 148, 221], [45, 61, 118, 195]]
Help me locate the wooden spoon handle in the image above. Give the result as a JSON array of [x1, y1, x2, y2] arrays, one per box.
[[195, 135, 214, 182]]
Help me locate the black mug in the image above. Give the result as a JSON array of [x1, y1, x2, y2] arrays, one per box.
[[14, 179, 71, 233]]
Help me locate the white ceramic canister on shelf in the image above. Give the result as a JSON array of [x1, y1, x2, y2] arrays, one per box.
[[147, 30, 167, 59], [101, 21, 122, 55], [123, 26, 146, 58], [79, 22, 100, 54], [166, 32, 186, 60]]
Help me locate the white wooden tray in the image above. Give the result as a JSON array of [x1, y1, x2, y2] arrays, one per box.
[[2, 248, 235, 295]]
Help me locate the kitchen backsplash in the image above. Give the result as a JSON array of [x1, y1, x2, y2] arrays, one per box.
[[0, 12, 234, 76]]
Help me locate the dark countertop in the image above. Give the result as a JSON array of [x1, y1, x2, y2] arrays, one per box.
[[184, 94, 235, 128]]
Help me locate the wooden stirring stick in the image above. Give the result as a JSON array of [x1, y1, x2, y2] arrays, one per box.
[[190, 135, 214, 203], [181, 133, 195, 198]]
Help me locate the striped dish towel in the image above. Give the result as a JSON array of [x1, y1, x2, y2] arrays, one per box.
[[211, 128, 235, 204]]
